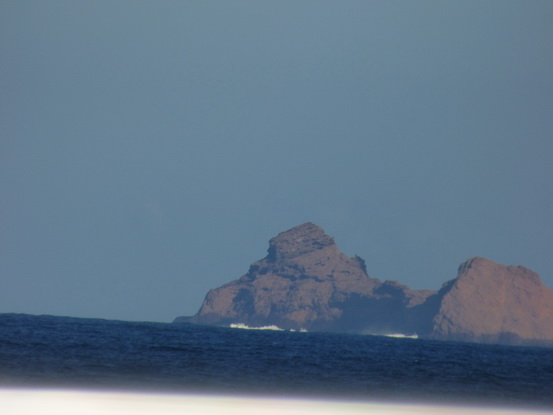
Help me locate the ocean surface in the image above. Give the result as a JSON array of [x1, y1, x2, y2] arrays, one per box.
[[1, 313, 553, 411]]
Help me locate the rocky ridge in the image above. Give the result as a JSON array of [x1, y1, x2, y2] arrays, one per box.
[[176, 223, 553, 346]]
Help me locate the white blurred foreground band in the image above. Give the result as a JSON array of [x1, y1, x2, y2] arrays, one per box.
[[1, 389, 549, 415]]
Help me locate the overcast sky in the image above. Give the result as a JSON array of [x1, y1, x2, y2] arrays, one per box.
[[2, 1, 553, 322]]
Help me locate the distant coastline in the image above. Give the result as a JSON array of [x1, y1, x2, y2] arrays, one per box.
[[177, 223, 553, 348]]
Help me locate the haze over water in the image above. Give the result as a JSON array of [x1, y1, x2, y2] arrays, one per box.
[[2, 1, 553, 323]]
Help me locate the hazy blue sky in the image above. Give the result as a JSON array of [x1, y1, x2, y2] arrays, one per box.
[[2, 1, 553, 322]]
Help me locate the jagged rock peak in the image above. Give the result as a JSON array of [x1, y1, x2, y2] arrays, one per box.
[[456, 256, 481, 275], [266, 222, 336, 262]]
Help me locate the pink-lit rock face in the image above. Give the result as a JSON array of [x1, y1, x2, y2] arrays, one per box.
[[185, 223, 432, 333], [428, 257, 553, 345]]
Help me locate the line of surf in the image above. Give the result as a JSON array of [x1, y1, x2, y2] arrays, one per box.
[[229, 323, 307, 332]]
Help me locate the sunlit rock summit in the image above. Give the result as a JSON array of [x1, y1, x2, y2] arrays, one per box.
[[175, 223, 553, 346]]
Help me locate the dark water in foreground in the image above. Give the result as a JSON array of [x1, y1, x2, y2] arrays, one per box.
[[1, 313, 552, 409]]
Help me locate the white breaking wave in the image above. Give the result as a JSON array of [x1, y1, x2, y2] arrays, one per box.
[[229, 323, 284, 331], [229, 323, 308, 332], [383, 334, 419, 339]]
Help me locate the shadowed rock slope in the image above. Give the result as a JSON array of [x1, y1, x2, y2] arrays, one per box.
[[175, 223, 553, 346]]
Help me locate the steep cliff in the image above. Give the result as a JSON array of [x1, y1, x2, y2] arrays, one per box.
[[183, 223, 433, 333]]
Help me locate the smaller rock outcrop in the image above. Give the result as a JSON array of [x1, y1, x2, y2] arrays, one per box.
[[422, 257, 553, 346]]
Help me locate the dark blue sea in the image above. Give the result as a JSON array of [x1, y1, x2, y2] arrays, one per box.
[[1, 313, 552, 410]]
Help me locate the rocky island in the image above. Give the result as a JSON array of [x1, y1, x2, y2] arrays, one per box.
[[175, 223, 553, 347]]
